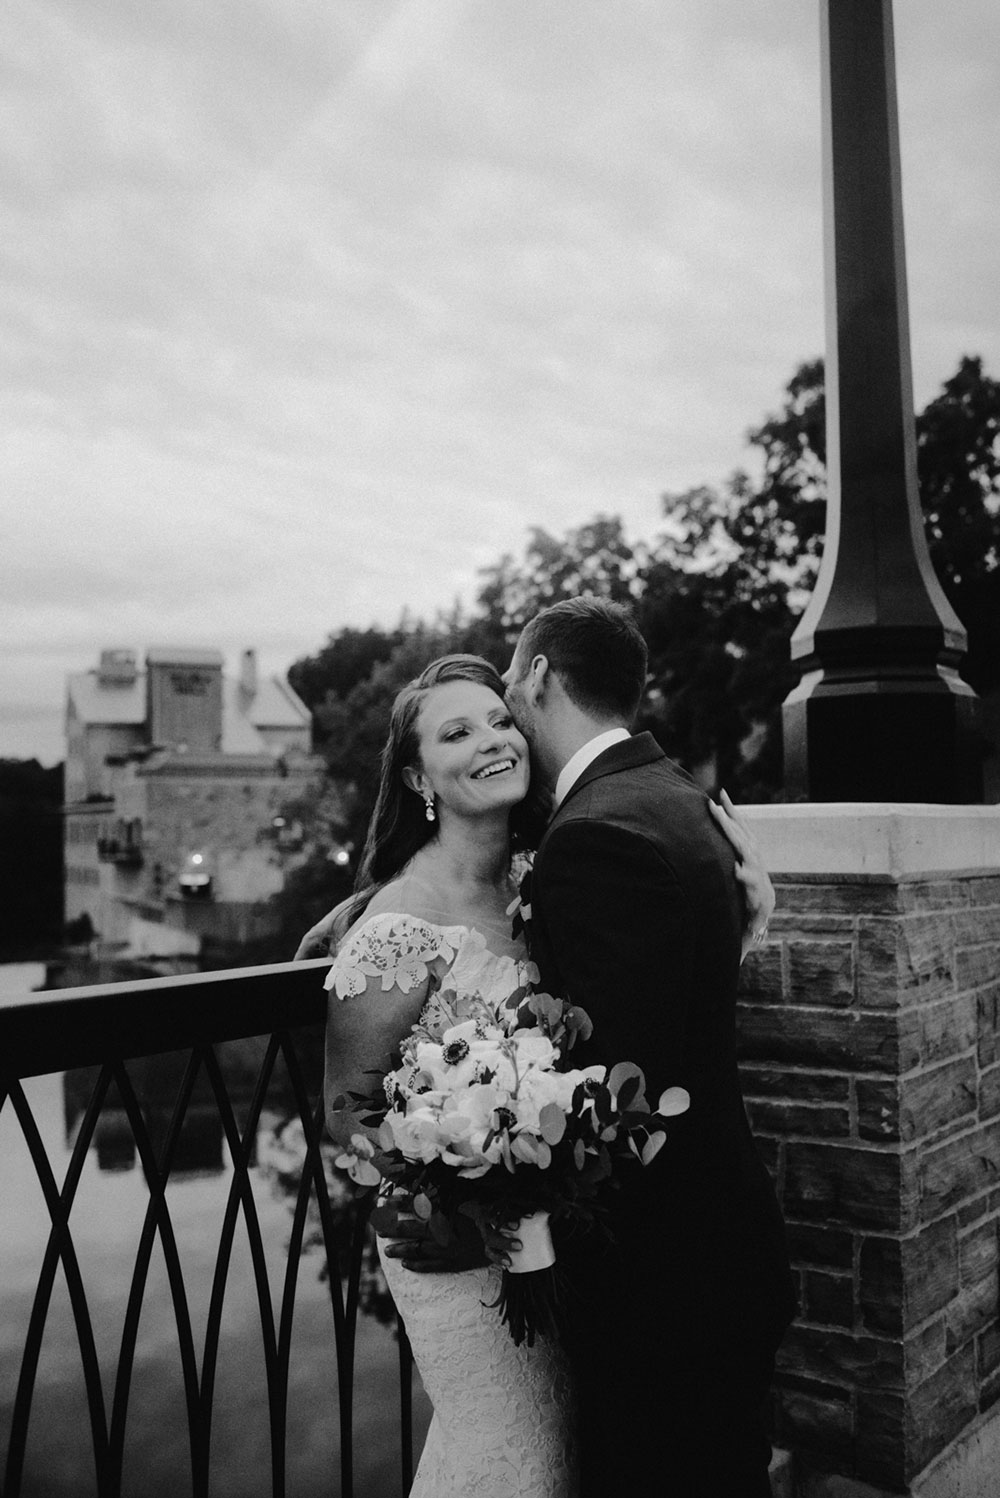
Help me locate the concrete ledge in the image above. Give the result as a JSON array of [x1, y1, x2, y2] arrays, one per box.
[[770, 1446, 795, 1498], [791, 1402, 1000, 1497], [741, 803, 1000, 878], [910, 1402, 1000, 1498], [797, 1473, 899, 1498]]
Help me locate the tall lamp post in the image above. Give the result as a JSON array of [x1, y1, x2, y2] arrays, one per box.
[[782, 0, 982, 803]]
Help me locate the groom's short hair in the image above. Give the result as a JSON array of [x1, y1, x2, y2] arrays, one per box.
[[518, 597, 647, 724]]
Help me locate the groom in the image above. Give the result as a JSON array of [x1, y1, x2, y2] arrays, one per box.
[[502, 597, 795, 1498]]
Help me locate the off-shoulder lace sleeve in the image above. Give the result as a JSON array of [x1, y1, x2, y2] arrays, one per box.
[[323, 912, 463, 1000]]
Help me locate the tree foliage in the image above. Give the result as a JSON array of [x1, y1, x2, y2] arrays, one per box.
[[916, 356, 1000, 693], [285, 352, 999, 885], [0, 759, 65, 956], [476, 516, 645, 631]]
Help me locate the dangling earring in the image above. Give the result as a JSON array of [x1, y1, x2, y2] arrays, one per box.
[[423, 792, 435, 823]]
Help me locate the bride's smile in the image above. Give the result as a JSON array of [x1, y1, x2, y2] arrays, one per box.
[[406, 679, 530, 820], [471, 757, 516, 780]]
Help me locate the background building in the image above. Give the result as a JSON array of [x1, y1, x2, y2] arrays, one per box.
[[64, 646, 320, 961]]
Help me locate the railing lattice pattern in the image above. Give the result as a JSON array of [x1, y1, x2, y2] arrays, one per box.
[[0, 961, 415, 1498]]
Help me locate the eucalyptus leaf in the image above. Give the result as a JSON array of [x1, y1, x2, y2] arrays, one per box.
[[608, 1061, 645, 1097], [539, 1103, 567, 1145], [641, 1130, 667, 1165], [657, 1086, 691, 1117], [614, 1074, 644, 1112], [413, 1192, 433, 1220], [620, 1098, 651, 1119], [565, 1006, 593, 1042], [511, 1133, 539, 1164], [353, 1159, 382, 1187]]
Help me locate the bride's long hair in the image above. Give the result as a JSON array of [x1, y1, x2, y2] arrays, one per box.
[[345, 654, 543, 931]]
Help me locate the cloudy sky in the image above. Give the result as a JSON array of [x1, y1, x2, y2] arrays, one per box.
[[2, 0, 998, 765]]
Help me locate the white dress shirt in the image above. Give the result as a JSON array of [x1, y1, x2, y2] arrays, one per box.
[[553, 727, 631, 809]]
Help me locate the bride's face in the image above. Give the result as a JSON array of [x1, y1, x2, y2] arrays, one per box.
[[409, 680, 530, 822]]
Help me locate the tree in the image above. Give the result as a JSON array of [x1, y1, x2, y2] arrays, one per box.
[[635, 562, 797, 799], [288, 625, 405, 735], [0, 759, 65, 956], [640, 366, 827, 797], [917, 355, 1000, 696], [650, 354, 999, 798], [655, 361, 826, 606], [476, 516, 645, 635]]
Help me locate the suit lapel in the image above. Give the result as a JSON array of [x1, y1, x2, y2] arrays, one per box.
[[554, 731, 665, 816]]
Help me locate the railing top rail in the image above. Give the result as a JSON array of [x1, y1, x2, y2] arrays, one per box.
[[0, 959, 331, 1081]]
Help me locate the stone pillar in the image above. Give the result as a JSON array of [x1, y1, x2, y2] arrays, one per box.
[[740, 805, 1000, 1497]]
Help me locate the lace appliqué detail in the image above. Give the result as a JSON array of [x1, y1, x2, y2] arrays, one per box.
[[324, 915, 536, 1031], [324, 913, 463, 998]]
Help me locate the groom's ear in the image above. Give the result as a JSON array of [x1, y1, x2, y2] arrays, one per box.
[[525, 654, 550, 705]]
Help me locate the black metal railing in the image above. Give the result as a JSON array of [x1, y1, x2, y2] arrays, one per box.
[[0, 960, 415, 1498]]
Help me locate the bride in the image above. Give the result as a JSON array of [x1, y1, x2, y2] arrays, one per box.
[[314, 653, 772, 1498]]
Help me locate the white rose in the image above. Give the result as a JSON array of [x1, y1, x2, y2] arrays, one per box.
[[442, 1081, 503, 1142], [387, 1106, 442, 1163]]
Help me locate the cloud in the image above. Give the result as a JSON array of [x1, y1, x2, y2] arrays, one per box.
[[1, 0, 998, 766]]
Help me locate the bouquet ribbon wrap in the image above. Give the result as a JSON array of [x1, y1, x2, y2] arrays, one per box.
[[507, 1212, 555, 1275]]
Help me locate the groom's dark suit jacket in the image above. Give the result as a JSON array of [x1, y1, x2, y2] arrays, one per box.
[[529, 734, 795, 1383]]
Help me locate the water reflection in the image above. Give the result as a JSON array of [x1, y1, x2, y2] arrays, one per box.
[[60, 1035, 397, 1327], [1, 1012, 429, 1496]]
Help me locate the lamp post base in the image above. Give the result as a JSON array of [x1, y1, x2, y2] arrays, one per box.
[[783, 672, 983, 803]]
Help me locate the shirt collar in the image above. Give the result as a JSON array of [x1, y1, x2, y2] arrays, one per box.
[[553, 727, 631, 808]]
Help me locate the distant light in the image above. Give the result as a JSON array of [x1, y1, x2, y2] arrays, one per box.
[[191, 853, 203, 866], [330, 847, 351, 866]]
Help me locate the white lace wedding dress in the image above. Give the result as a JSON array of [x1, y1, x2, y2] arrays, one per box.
[[327, 912, 577, 1498]]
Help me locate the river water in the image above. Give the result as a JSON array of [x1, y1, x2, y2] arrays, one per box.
[[0, 964, 431, 1497]]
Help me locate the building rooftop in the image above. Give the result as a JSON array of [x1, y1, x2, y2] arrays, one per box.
[[145, 647, 225, 667], [219, 675, 312, 753], [67, 652, 311, 738], [67, 672, 146, 726], [247, 676, 311, 730]]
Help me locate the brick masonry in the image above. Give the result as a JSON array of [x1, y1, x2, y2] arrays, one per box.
[[739, 872, 1000, 1491]]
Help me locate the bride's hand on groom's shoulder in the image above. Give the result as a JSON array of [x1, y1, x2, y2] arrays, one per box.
[[707, 789, 776, 960]]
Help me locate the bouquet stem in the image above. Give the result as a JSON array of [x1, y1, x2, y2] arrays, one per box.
[[490, 1212, 561, 1347]]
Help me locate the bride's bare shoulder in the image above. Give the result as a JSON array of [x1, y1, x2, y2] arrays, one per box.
[[347, 870, 457, 935]]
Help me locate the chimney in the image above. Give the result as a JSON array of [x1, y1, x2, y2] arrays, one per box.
[[239, 649, 258, 700], [97, 649, 138, 685]]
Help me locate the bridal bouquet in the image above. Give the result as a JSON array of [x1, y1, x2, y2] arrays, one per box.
[[332, 989, 689, 1345]]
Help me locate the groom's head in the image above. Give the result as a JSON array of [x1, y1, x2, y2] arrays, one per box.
[[503, 597, 647, 780]]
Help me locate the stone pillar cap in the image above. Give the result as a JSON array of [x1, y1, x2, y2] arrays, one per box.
[[740, 803, 1000, 878]]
